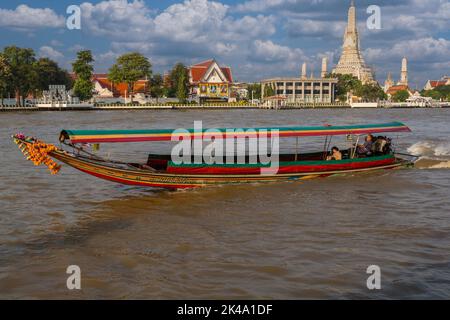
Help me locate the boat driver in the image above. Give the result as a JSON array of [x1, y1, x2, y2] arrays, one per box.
[[357, 134, 374, 156]]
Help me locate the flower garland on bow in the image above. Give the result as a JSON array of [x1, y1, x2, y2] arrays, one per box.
[[15, 136, 61, 175]]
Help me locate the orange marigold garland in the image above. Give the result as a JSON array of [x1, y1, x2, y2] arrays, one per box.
[[15, 137, 62, 175]]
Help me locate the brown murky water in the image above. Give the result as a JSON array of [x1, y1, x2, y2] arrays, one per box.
[[1, 109, 450, 299]]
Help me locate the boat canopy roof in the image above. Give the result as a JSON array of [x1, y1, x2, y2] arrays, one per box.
[[60, 122, 411, 144]]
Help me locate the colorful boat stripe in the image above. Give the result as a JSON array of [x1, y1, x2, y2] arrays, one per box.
[[61, 122, 411, 144]]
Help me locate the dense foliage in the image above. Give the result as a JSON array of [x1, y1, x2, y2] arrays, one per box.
[[167, 63, 189, 102], [108, 52, 152, 102], [421, 85, 450, 101], [0, 46, 72, 106], [72, 50, 95, 102], [391, 90, 410, 102], [329, 73, 387, 102], [0, 53, 12, 105], [150, 73, 164, 101], [263, 84, 275, 97], [246, 83, 261, 100]]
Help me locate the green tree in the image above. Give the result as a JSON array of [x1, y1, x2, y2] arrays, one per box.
[[35, 57, 73, 93], [392, 90, 410, 102], [0, 53, 12, 105], [170, 63, 189, 102], [150, 73, 164, 102], [435, 85, 450, 97], [330, 73, 363, 102], [72, 50, 94, 101], [2, 46, 37, 106], [263, 84, 275, 97], [355, 83, 387, 102], [246, 83, 261, 100], [177, 71, 188, 102], [421, 89, 440, 100], [108, 52, 152, 103]]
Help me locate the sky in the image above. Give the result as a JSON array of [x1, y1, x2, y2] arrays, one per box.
[[0, 0, 449, 88]]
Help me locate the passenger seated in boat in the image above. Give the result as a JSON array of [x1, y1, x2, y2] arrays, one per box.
[[357, 134, 374, 156], [327, 146, 342, 161]]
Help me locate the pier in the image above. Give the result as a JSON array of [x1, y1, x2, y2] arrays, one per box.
[[1, 102, 448, 112]]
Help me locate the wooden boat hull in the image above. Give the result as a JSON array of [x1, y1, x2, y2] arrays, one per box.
[[49, 149, 411, 189]]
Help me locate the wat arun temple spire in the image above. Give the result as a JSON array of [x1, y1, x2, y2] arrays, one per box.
[[333, 1, 375, 84]]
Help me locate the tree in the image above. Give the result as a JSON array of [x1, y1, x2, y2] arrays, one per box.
[[392, 90, 410, 102], [246, 83, 261, 100], [0, 53, 12, 105], [263, 84, 275, 97], [421, 85, 450, 101], [421, 89, 442, 101], [72, 50, 94, 101], [108, 52, 152, 103], [169, 63, 189, 103], [150, 73, 164, 102], [35, 58, 73, 93], [355, 83, 387, 102], [176, 71, 188, 103], [2, 46, 37, 106], [330, 73, 363, 102]]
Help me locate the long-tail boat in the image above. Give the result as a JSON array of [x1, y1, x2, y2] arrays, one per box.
[[12, 122, 414, 190]]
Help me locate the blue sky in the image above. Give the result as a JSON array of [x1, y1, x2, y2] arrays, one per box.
[[0, 0, 449, 88]]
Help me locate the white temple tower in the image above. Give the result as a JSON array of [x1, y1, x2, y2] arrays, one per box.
[[384, 72, 394, 92], [321, 57, 328, 78], [301, 62, 307, 79], [333, 0, 375, 84], [399, 57, 408, 86]]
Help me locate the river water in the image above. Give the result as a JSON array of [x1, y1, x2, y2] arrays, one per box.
[[0, 109, 449, 299]]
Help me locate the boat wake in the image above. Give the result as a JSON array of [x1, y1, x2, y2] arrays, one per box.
[[408, 141, 450, 169]]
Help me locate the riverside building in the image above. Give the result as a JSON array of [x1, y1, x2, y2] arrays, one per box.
[[261, 58, 338, 106], [188, 59, 233, 103]]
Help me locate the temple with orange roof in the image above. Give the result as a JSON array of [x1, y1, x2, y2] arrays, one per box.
[[188, 59, 233, 103], [70, 73, 150, 100], [423, 77, 450, 91], [92, 74, 149, 99]]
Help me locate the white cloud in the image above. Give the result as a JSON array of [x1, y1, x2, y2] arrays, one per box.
[[79, 0, 277, 71], [153, 0, 275, 42], [80, 0, 154, 40], [235, 0, 286, 13], [68, 44, 87, 52], [251, 40, 308, 65], [0, 5, 65, 29], [154, 0, 228, 42], [365, 38, 450, 62], [94, 50, 121, 65], [39, 46, 64, 61], [285, 19, 345, 39]]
